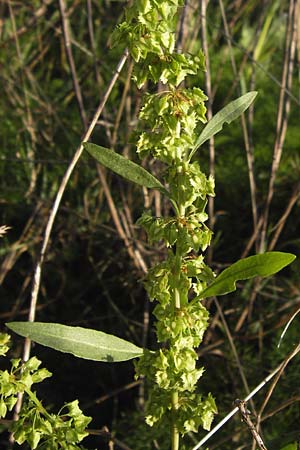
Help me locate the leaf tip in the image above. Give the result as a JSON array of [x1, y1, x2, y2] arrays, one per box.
[[5, 322, 23, 332]]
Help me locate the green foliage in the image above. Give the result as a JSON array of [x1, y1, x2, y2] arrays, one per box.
[[0, 353, 51, 420], [137, 88, 207, 165], [111, 0, 205, 89], [198, 252, 296, 299], [84, 143, 168, 195], [1, 1, 298, 449], [84, 1, 295, 448], [7, 322, 143, 362], [0, 333, 10, 357], [11, 399, 91, 450], [189, 91, 258, 160], [0, 333, 91, 449]]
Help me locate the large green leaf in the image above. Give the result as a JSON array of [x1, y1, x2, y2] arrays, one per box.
[[84, 143, 168, 194], [198, 252, 296, 299], [6, 322, 143, 362], [189, 91, 258, 160]]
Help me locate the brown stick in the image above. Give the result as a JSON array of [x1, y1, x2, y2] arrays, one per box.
[[96, 165, 147, 274], [0, 0, 54, 47], [58, 0, 88, 129], [218, 0, 258, 245], [13, 49, 129, 419], [86, 0, 103, 88], [200, 0, 215, 265], [256, 343, 300, 437], [259, 0, 298, 251], [214, 297, 256, 414], [268, 184, 300, 251], [111, 61, 134, 149], [261, 395, 300, 422], [7, 0, 39, 198], [241, 215, 264, 259], [238, 0, 298, 330], [235, 399, 268, 450]]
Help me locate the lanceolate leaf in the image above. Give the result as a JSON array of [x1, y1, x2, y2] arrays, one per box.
[[84, 143, 168, 195], [189, 91, 258, 160], [6, 322, 143, 362], [198, 252, 296, 299]]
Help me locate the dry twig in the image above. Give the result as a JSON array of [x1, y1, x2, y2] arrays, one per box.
[[235, 399, 268, 450], [200, 0, 215, 265], [259, 0, 298, 251], [13, 48, 129, 419], [58, 0, 87, 129], [192, 343, 300, 450]]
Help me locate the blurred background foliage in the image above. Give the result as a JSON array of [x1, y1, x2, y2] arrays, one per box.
[[0, 0, 299, 449]]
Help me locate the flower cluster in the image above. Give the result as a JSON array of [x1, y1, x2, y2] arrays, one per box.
[[0, 333, 91, 449], [114, 0, 217, 442]]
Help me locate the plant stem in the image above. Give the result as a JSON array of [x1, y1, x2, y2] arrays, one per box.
[[172, 244, 182, 447], [171, 391, 180, 450], [174, 286, 181, 309], [171, 186, 185, 448], [25, 388, 52, 421], [172, 280, 181, 448]]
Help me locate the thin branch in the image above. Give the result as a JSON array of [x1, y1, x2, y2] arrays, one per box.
[[192, 343, 300, 450], [235, 399, 268, 450], [268, 184, 300, 251], [187, 6, 300, 105], [83, 380, 141, 409], [13, 48, 129, 418], [200, 0, 215, 265], [261, 395, 300, 422], [177, 0, 188, 53], [0, 202, 45, 285], [8, 0, 38, 198], [259, 0, 298, 251], [0, 420, 133, 450], [245, 0, 270, 255], [241, 215, 264, 259], [86, 0, 103, 88], [234, 277, 261, 332], [96, 165, 147, 274], [111, 60, 134, 149], [218, 0, 258, 244], [214, 297, 256, 414], [58, 0, 88, 129], [237, 1, 298, 329], [0, 0, 54, 47], [255, 341, 300, 434], [278, 305, 300, 349]]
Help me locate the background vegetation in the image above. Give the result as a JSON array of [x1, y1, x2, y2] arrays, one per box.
[[0, 0, 299, 448]]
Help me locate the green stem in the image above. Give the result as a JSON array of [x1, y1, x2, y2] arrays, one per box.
[[24, 388, 53, 421], [179, 204, 185, 217], [171, 284, 181, 449], [174, 286, 181, 309], [171, 181, 186, 449], [171, 391, 180, 450]]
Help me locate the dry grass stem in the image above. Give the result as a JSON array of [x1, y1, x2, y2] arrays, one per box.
[[12, 49, 129, 419]]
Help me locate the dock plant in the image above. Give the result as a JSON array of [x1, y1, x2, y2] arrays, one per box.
[[2, 1, 296, 449]]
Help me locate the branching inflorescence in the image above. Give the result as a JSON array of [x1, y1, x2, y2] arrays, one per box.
[[112, 0, 217, 445], [2, 2, 295, 450]]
